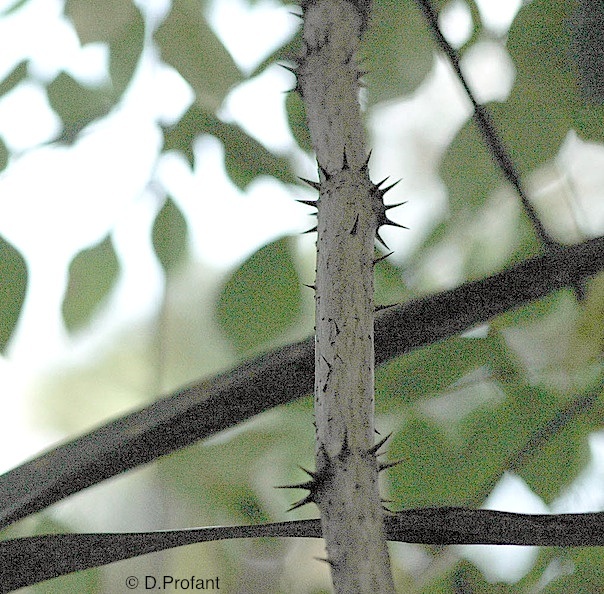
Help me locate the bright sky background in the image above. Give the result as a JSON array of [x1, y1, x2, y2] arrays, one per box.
[[0, 0, 603, 583]]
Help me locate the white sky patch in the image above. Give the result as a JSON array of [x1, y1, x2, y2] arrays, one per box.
[[458, 472, 547, 583], [0, 80, 61, 150], [157, 135, 306, 268], [207, 0, 299, 74], [439, 0, 473, 48], [475, 0, 523, 35]]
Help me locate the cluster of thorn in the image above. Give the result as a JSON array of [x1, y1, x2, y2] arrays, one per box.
[[296, 150, 408, 251], [276, 432, 402, 512]]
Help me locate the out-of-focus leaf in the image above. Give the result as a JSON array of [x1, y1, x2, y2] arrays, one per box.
[[108, 7, 145, 96], [65, 0, 145, 97], [496, 0, 604, 171], [376, 335, 497, 410], [162, 104, 296, 188], [0, 61, 27, 98], [220, 122, 295, 189], [0, 236, 28, 353], [154, 0, 242, 112], [65, 0, 139, 44], [285, 91, 313, 154], [374, 253, 412, 307], [152, 197, 189, 274], [389, 379, 589, 509], [540, 547, 604, 592], [490, 290, 569, 331], [250, 28, 302, 79], [518, 414, 591, 503], [440, 117, 504, 214], [363, 0, 435, 104], [216, 237, 302, 354], [0, 137, 8, 172], [390, 414, 462, 506], [62, 234, 119, 332], [422, 559, 512, 594], [47, 73, 112, 142]]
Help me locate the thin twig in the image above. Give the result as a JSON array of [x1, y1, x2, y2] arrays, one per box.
[[414, 0, 559, 252]]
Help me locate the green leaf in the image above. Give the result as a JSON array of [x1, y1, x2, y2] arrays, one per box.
[[152, 197, 189, 274], [363, 0, 435, 104], [0, 137, 8, 172], [0, 61, 27, 98], [216, 237, 302, 354], [162, 104, 296, 188], [65, 0, 144, 97], [538, 548, 604, 592], [390, 414, 462, 507], [47, 73, 112, 142], [496, 0, 604, 171], [220, 122, 295, 190], [285, 91, 313, 154], [518, 414, 591, 503], [0, 236, 28, 353], [154, 0, 242, 112], [65, 0, 138, 44], [62, 235, 119, 332], [440, 117, 503, 214], [376, 335, 501, 411], [108, 7, 145, 96]]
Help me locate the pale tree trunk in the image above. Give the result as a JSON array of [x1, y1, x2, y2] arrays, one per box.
[[293, 0, 398, 591]]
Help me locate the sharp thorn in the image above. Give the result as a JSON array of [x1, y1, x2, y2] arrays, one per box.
[[375, 230, 390, 250], [342, 148, 349, 170], [318, 162, 331, 180], [314, 557, 335, 567], [288, 494, 314, 511], [373, 251, 393, 264], [295, 198, 318, 208], [302, 283, 316, 290], [384, 201, 407, 211], [375, 302, 397, 312], [376, 177, 390, 188], [302, 226, 317, 234], [368, 432, 392, 455], [275, 480, 315, 490], [278, 63, 298, 74], [380, 179, 402, 194], [379, 459, 404, 472], [298, 465, 316, 478], [298, 176, 321, 191], [382, 219, 409, 230], [362, 150, 372, 170]]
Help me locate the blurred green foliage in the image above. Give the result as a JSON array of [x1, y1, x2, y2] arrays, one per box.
[[0, 0, 603, 592]]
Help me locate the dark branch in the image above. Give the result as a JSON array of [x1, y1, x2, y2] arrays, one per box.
[[0, 236, 603, 530], [2, 508, 604, 591]]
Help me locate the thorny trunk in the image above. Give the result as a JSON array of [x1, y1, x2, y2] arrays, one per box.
[[291, 0, 400, 591]]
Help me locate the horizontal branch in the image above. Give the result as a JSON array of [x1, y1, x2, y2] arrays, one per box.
[[2, 507, 603, 591], [0, 236, 603, 530]]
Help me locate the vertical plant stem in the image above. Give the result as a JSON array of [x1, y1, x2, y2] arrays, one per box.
[[296, 0, 397, 591]]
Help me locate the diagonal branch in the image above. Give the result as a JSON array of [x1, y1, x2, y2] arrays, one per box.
[[0, 235, 602, 530]]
